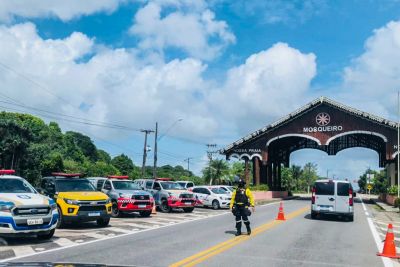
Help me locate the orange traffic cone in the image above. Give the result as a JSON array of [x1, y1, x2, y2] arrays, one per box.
[[377, 224, 400, 258], [151, 203, 157, 215], [276, 201, 286, 221]]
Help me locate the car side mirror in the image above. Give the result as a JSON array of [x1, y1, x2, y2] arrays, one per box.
[[353, 192, 356, 197]]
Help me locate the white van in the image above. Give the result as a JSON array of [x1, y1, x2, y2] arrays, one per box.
[[311, 180, 355, 221]]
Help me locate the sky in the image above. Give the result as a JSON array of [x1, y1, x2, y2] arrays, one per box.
[[1, 0, 400, 180]]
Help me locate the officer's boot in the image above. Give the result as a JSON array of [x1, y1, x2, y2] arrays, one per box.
[[235, 221, 242, 236], [244, 221, 251, 235]]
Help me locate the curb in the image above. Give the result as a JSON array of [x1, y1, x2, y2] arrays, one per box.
[[255, 196, 299, 206]]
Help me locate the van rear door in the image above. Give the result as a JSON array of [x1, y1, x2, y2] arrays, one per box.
[[315, 181, 335, 212], [335, 182, 350, 213]]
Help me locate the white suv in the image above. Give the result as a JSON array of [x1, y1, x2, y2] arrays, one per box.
[[191, 186, 231, 209], [0, 170, 58, 239], [311, 180, 355, 221]]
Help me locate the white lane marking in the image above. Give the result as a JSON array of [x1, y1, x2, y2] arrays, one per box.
[[365, 212, 369, 216], [360, 198, 393, 267], [53, 238, 77, 247], [107, 227, 132, 234], [11, 246, 36, 257]]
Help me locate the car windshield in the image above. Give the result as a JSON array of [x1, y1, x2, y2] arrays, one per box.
[[177, 182, 186, 188], [113, 181, 140, 190], [160, 182, 183, 190], [56, 179, 96, 192], [211, 188, 228, 194], [0, 178, 35, 193]]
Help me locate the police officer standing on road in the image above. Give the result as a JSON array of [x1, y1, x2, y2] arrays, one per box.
[[230, 179, 255, 236]]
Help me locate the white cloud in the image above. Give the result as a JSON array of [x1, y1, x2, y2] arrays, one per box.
[[0, 22, 218, 142], [0, 0, 125, 22], [341, 20, 400, 119], [129, 1, 235, 60], [212, 42, 317, 133]]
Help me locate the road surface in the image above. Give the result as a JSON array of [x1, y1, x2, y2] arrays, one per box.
[[6, 198, 388, 267]]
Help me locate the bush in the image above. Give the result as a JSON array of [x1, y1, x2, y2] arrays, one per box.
[[394, 198, 400, 208], [387, 185, 399, 196], [250, 184, 269, 191]]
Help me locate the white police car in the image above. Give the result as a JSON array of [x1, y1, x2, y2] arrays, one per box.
[[0, 170, 58, 239]]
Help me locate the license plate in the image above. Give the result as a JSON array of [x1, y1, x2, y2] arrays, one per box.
[[184, 202, 192, 205], [88, 212, 100, 217], [319, 205, 331, 210], [138, 204, 146, 208], [27, 218, 43, 225]]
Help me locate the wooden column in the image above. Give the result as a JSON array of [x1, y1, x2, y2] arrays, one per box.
[[278, 163, 282, 190], [267, 162, 272, 188], [244, 158, 250, 185], [254, 157, 260, 186]]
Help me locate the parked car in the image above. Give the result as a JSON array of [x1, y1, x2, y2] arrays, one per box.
[[191, 186, 232, 209], [40, 173, 112, 228], [134, 179, 196, 213], [0, 170, 58, 239], [87, 177, 107, 191], [96, 175, 154, 217], [176, 181, 195, 189], [214, 185, 234, 195], [311, 179, 355, 221]]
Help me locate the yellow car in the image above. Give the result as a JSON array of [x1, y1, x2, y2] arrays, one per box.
[[40, 173, 112, 228]]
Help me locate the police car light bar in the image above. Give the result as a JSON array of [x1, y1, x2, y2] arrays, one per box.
[[0, 170, 16, 175], [155, 178, 172, 181], [107, 175, 129, 179], [51, 172, 82, 178]]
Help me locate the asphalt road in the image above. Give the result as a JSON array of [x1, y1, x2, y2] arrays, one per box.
[[9, 199, 384, 267]]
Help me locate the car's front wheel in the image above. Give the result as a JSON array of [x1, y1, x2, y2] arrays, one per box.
[[37, 229, 55, 240], [96, 218, 110, 227], [160, 199, 171, 213], [111, 201, 120, 218], [212, 200, 220, 210], [140, 210, 152, 217], [183, 207, 194, 213], [57, 206, 65, 228]]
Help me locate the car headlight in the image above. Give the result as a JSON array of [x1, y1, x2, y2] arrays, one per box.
[[106, 198, 111, 204], [119, 193, 130, 198], [0, 202, 15, 213], [50, 203, 57, 211], [64, 198, 79, 205]]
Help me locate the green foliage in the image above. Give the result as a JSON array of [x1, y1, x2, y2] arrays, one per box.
[[111, 154, 134, 175], [281, 163, 319, 193], [249, 184, 269, 191], [202, 159, 230, 185], [388, 185, 399, 196], [358, 169, 388, 194], [394, 198, 400, 208]]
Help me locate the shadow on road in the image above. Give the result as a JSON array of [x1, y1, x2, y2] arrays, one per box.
[[304, 213, 352, 223], [224, 230, 237, 236]]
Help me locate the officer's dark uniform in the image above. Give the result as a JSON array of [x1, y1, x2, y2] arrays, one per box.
[[230, 180, 255, 236]]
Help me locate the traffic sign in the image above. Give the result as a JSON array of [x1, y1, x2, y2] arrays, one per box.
[[367, 184, 373, 190]]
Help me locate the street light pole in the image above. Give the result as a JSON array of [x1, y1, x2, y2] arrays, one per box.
[[184, 157, 193, 172]]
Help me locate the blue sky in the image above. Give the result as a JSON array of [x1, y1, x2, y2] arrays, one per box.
[[1, 0, 400, 180]]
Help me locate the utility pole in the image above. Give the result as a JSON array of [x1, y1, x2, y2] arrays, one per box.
[[141, 129, 154, 178], [153, 122, 158, 179], [184, 157, 193, 172], [206, 144, 217, 185], [397, 91, 400, 198]]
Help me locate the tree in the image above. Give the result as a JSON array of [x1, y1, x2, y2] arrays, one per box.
[[202, 159, 230, 185], [301, 162, 318, 193], [111, 154, 134, 175], [97, 149, 111, 163]]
